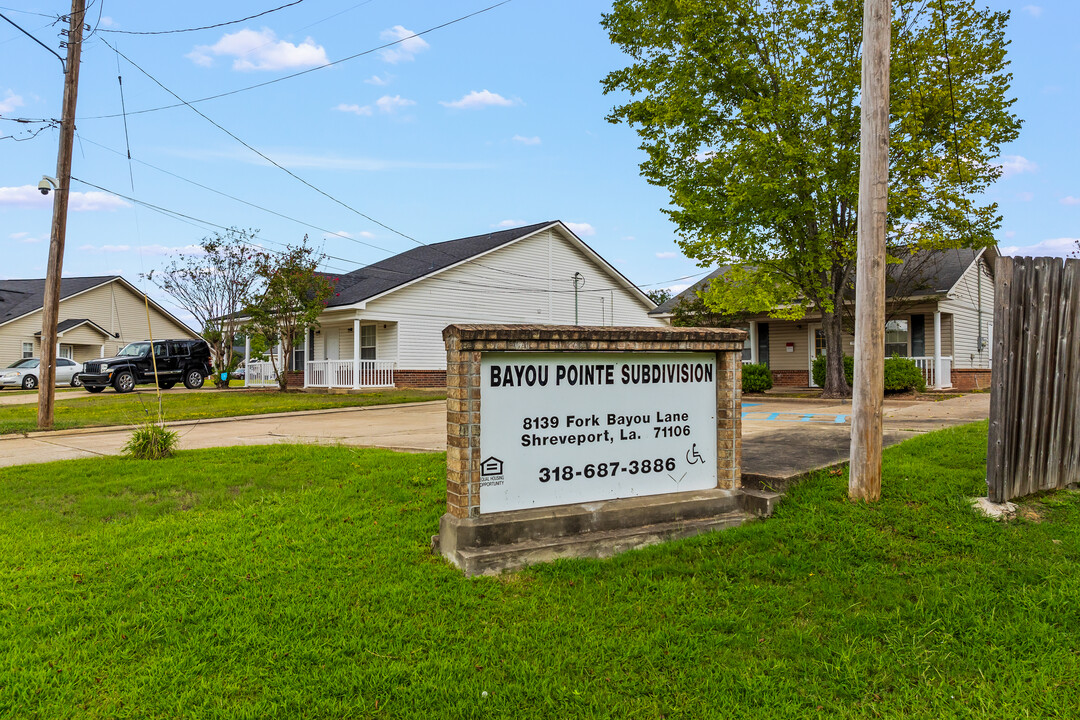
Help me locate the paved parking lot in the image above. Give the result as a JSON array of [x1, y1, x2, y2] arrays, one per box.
[[0, 395, 990, 478]]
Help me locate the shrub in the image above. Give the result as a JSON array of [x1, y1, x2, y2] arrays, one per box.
[[812, 354, 854, 388], [742, 363, 773, 393], [124, 422, 179, 460], [884, 356, 927, 393], [811, 354, 927, 393]]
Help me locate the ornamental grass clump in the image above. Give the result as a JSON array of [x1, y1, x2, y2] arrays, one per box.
[[124, 421, 179, 460]]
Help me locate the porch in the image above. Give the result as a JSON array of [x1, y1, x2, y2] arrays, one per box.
[[244, 316, 398, 389]]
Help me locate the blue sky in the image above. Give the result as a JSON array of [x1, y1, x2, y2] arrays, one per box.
[[1, 0, 1076, 326]]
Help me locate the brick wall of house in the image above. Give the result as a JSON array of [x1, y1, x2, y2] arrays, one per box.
[[951, 368, 992, 391], [772, 369, 810, 387], [394, 370, 447, 388]]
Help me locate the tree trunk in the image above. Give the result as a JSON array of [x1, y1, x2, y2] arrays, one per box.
[[821, 309, 851, 398]]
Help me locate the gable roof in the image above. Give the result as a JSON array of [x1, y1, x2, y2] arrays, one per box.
[[649, 247, 996, 317], [33, 318, 114, 338], [0, 275, 198, 336], [0, 276, 120, 326], [324, 220, 655, 310]]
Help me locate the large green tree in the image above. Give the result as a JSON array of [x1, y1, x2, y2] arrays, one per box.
[[603, 0, 1020, 397]]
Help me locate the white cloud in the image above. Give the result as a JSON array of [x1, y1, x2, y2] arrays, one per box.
[[564, 222, 596, 237], [512, 134, 541, 145], [378, 25, 429, 64], [358, 231, 375, 239], [0, 185, 130, 211], [9, 231, 44, 244], [1017, 192, 1034, 202], [327, 230, 353, 239], [98, 16, 117, 28], [138, 244, 205, 256], [188, 28, 328, 71], [440, 90, 517, 110], [78, 244, 131, 253], [335, 103, 373, 116], [375, 94, 415, 114], [655, 251, 678, 259], [0, 89, 24, 114], [1000, 237, 1077, 258], [998, 155, 1037, 178], [365, 74, 391, 86], [666, 283, 692, 294], [1023, 5, 1043, 17], [494, 219, 525, 228], [1060, 196, 1080, 205]]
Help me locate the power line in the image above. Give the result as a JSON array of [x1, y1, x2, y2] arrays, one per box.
[[0, 5, 57, 19], [100, 0, 304, 36], [79, 0, 513, 120], [0, 10, 65, 71], [101, 37, 421, 245], [70, 176, 357, 274], [75, 133, 403, 257]]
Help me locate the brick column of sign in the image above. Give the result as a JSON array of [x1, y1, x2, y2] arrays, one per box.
[[715, 349, 742, 489], [445, 338, 483, 518]]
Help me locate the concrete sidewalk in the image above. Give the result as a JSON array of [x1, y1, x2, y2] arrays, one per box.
[[0, 395, 990, 479]]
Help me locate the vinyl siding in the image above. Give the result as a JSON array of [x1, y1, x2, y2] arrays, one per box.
[[318, 227, 663, 371], [0, 280, 197, 366], [938, 256, 993, 369]]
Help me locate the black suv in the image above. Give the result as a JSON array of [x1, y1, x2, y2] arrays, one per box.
[[80, 340, 212, 393]]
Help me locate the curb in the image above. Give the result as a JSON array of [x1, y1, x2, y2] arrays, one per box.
[[0, 399, 447, 442]]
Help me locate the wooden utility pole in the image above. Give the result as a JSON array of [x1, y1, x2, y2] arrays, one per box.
[[849, 0, 891, 501], [38, 0, 85, 429]]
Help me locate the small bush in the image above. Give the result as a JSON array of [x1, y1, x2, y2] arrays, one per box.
[[884, 356, 927, 393], [124, 422, 179, 460], [812, 354, 854, 388], [811, 354, 927, 393], [742, 363, 773, 393]]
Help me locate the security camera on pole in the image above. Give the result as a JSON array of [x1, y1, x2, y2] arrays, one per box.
[[38, 0, 86, 429]]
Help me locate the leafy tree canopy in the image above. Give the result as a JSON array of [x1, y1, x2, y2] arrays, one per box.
[[603, 0, 1020, 396]]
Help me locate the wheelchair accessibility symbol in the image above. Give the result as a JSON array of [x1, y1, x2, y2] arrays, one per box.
[[685, 444, 705, 465]]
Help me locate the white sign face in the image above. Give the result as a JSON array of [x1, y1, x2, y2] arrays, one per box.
[[478, 352, 717, 513]]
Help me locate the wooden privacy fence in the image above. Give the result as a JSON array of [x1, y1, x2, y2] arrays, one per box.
[[987, 256, 1080, 502]]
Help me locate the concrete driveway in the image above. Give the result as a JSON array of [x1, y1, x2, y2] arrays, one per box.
[[0, 395, 990, 477]]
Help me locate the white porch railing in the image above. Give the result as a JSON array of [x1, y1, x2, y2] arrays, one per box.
[[909, 356, 953, 389], [246, 359, 281, 388], [305, 359, 395, 388]]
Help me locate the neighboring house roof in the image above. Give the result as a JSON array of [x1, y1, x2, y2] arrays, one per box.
[[0, 276, 120, 326], [0, 275, 198, 336], [33, 318, 114, 338], [649, 246, 997, 317], [322, 220, 655, 310]]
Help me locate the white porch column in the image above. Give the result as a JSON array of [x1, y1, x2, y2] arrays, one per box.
[[244, 336, 250, 371], [933, 311, 942, 389], [100, 343, 106, 358], [353, 318, 361, 389], [748, 320, 758, 364]]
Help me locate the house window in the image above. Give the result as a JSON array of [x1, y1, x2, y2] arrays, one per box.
[[740, 325, 752, 361], [22, 342, 33, 358], [59, 344, 73, 360], [292, 337, 306, 371], [885, 319, 909, 357], [360, 325, 376, 360]]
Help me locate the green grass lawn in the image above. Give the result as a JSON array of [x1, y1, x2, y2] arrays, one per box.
[[0, 387, 444, 435], [1, 421, 1078, 718]]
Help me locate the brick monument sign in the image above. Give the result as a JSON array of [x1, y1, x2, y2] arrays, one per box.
[[437, 325, 775, 575]]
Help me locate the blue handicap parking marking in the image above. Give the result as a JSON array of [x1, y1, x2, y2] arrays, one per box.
[[741, 410, 849, 424]]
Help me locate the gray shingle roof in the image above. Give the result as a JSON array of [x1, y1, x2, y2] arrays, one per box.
[[649, 247, 990, 316], [33, 318, 113, 337], [0, 276, 120, 325], [323, 221, 559, 307]]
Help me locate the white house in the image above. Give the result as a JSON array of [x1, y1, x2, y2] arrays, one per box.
[[247, 221, 667, 389], [650, 246, 998, 391]]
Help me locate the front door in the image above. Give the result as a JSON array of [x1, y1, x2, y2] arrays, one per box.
[[324, 329, 339, 361], [808, 324, 827, 387]]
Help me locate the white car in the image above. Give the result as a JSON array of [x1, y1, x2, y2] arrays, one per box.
[[0, 358, 84, 390]]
